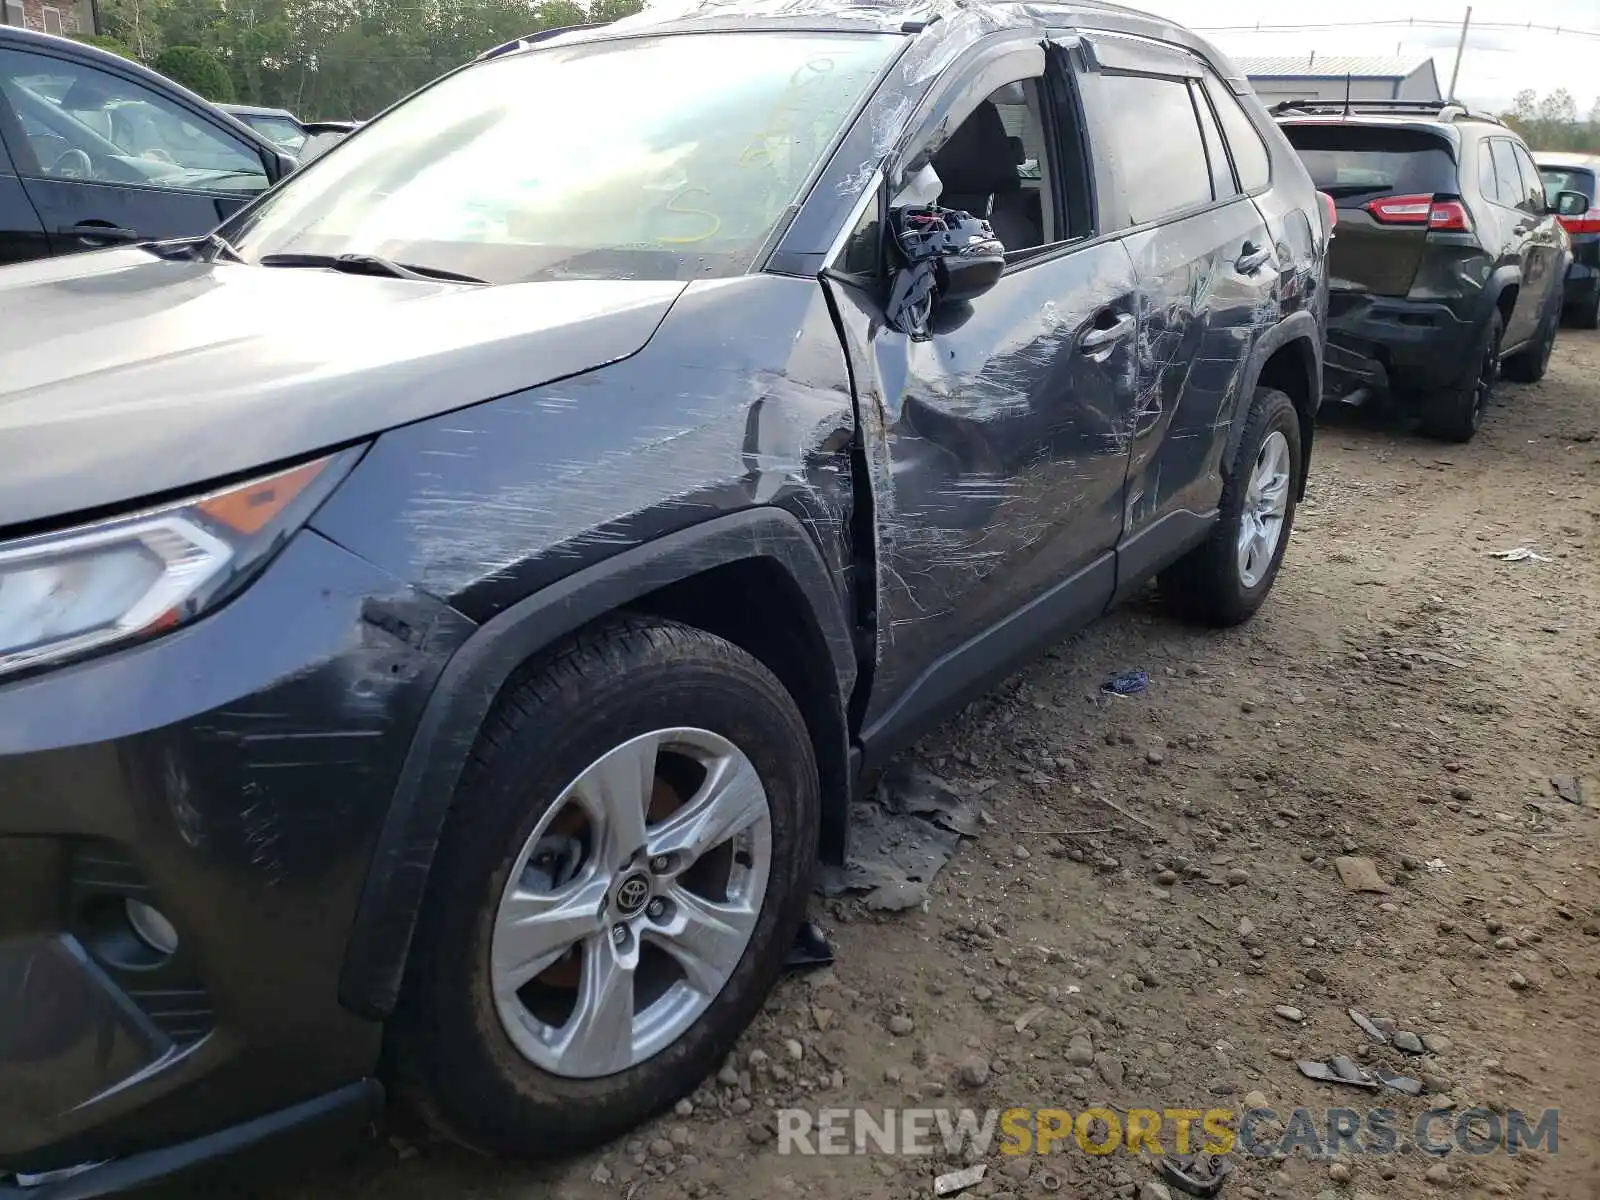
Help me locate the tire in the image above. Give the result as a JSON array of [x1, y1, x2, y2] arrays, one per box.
[[1503, 307, 1557, 383], [390, 615, 818, 1158], [1420, 310, 1502, 443], [1160, 386, 1301, 627], [1566, 295, 1600, 330]]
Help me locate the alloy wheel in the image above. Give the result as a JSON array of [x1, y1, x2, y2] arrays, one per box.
[[1236, 430, 1292, 590], [489, 728, 772, 1079]]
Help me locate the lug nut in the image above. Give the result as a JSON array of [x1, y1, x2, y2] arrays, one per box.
[[646, 897, 667, 920], [649, 854, 672, 873], [611, 924, 629, 945]]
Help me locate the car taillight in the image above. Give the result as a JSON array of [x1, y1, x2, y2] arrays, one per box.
[[1364, 193, 1470, 231], [1558, 209, 1600, 234], [1316, 191, 1338, 232]]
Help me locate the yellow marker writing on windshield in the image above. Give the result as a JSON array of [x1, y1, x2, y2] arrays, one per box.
[[659, 186, 722, 244]]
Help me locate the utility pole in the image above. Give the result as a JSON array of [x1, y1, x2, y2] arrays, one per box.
[[1446, 6, 1472, 102]]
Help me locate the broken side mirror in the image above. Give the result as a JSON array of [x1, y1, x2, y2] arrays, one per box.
[[884, 204, 1006, 338], [1556, 190, 1590, 217]]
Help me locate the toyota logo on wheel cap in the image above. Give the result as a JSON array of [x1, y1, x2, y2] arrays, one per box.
[[615, 873, 651, 916]]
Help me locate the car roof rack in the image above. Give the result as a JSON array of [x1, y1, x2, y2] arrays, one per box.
[[475, 22, 609, 61], [1270, 97, 1504, 127]]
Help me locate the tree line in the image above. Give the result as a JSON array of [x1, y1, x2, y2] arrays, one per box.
[[1500, 89, 1600, 154], [82, 0, 645, 119]]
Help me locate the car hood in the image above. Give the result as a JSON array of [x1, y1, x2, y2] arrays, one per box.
[[0, 250, 687, 530]]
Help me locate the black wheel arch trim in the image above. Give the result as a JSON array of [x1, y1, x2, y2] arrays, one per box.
[[337, 507, 857, 1020], [1223, 310, 1322, 498]]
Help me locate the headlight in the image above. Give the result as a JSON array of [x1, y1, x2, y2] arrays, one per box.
[[0, 449, 360, 680]]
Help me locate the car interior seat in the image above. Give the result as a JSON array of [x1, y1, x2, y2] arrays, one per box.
[[932, 100, 1042, 252]]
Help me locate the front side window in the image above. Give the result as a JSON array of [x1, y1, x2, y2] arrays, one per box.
[[0, 50, 269, 193], [1100, 72, 1212, 224], [227, 32, 899, 285]]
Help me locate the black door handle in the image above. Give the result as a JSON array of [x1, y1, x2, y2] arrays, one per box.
[[59, 222, 141, 243], [1236, 242, 1272, 273]]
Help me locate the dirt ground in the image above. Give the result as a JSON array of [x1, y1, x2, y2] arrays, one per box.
[[251, 333, 1600, 1200]]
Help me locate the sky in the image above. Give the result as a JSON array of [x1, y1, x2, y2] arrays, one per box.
[[1143, 0, 1600, 114]]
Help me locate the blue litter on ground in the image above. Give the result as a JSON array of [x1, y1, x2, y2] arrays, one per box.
[[1101, 670, 1149, 696]]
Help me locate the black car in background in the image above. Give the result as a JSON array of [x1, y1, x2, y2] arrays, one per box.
[[1534, 150, 1600, 328], [1276, 100, 1571, 442], [0, 26, 296, 264], [0, 2, 1327, 1193]]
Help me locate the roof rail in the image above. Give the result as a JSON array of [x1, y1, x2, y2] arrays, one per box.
[[475, 22, 608, 61], [1269, 97, 1504, 127]]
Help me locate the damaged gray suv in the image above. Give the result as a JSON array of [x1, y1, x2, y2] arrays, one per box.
[[0, 0, 1327, 1190]]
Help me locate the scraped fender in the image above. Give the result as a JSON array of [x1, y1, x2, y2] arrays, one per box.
[[337, 507, 855, 1019], [1222, 310, 1322, 497]]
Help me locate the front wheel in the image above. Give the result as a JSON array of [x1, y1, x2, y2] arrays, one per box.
[[1160, 386, 1302, 627], [391, 616, 819, 1158]]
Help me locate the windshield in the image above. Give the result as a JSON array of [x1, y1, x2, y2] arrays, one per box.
[[226, 31, 898, 285], [241, 114, 307, 154]]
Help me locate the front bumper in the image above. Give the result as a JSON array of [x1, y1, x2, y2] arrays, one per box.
[[0, 530, 474, 1182], [1323, 290, 1477, 399]]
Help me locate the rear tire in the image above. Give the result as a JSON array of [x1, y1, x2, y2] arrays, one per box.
[[1160, 386, 1301, 627], [1503, 308, 1557, 383], [1420, 310, 1501, 442], [390, 616, 818, 1158]]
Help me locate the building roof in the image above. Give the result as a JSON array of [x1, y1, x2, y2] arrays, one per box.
[[1234, 54, 1434, 80]]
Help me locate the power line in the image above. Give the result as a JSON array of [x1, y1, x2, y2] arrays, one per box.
[[1193, 17, 1600, 40]]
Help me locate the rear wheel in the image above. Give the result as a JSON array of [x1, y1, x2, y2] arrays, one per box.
[[1160, 386, 1301, 627], [391, 616, 818, 1158], [1420, 310, 1501, 442], [1503, 307, 1557, 383]]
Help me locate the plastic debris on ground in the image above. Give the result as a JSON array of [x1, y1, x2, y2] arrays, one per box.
[[1157, 1151, 1234, 1196], [819, 762, 980, 911], [1348, 1008, 1391, 1044], [933, 1163, 986, 1195], [784, 920, 835, 971], [1101, 669, 1150, 697], [1486, 547, 1551, 563], [1551, 775, 1586, 805], [1297, 1056, 1379, 1089], [1373, 1064, 1425, 1096]]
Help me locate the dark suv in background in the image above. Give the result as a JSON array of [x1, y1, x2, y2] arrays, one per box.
[[0, 2, 1326, 1193], [1534, 150, 1600, 328], [1276, 100, 1571, 442]]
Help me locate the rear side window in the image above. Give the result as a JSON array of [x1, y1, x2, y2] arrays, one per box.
[[1191, 82, 1236, 200], [1281, 124, 1457, 199], [1511, 143, 1545, 212], [1100, 73, 1213, 224], [1490, 140, 1521, 208], [1203, 76, 1271, 192]]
